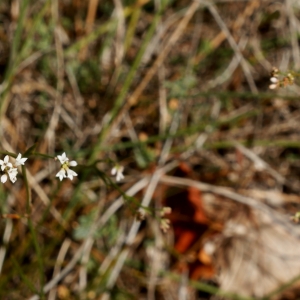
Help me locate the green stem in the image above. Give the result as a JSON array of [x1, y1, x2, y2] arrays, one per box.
[[0, 0, 30, 117], [166, 271, 256, 300], [22, 165, 31, 213], [31, 152, 55, 159], [16, 0, 51, 67], [0, 151, 54, 160], [263, 272, 300, 299], [22, 165, 45, 296], [65, 20, 117, 56], [11, 257, 39, 294], [7, 0, 30, 73], [124, 5, 141, 52], [88, 9, 163, 164], [0, 151, 18, 158]]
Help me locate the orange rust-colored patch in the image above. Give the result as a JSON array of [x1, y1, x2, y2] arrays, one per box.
[[161, 162, 223, 280]]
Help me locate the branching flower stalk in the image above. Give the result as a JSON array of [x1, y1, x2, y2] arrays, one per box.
[[269, 67, 295, 89], [159, 206, 172, 233], [0, 154, 27, 183], [20, 155, 45, 291], [0, 150, 172, 237]]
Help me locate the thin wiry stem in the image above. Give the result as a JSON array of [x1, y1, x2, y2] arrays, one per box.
[[22, 165, 45, 295]]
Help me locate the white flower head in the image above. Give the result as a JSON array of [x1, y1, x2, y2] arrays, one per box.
[[111, 165, 124, 182], [0, 155, 19, 184], [1, 174, 7, 183], [56, 169, 66, 181], [8, 168, 18, 183], [66, 168, 77, 180], [57, 152, 69, 164], [0, 155, 12, 171], [56, 152, 77, 181], [15, 153, 28, 166]]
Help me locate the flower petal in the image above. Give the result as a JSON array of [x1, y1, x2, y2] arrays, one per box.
[[15, 153, 28, 166], [56, 169, 66, 181], [66, 169, 77, 180], [1, 174, 7, 183], [8, 168, 18, 183], [116, 171, 124, 182], [57, 152, 68, 164], [4, 155, 9, 164], [111, 167, 117, 176], [9, 175, 17, 183], [69, 161, 77, 167]]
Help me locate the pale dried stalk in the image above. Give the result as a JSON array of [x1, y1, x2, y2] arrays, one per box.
[[205, 1, 258, 93], [48, 238, 72, 300]]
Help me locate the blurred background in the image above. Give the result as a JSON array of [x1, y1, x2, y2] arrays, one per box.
[[1, 0, 300, 299]]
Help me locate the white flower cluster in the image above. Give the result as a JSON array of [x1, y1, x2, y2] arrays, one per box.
[[111, 165, 124, 182], [269, 67, 294, 89], [56, 152, 78, 181], [0, 154, 27, 183], [0, 152, 125, 184], [55, 154, 125, 182]]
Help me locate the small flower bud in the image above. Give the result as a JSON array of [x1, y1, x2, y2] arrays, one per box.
[[136, 211, 146, 221], [160, 206, 172, 217], [291, 212, 300, 223], [271, 67, 279, 78], [160, 218, 171, 233]]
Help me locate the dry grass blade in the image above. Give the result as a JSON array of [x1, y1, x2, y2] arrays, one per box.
[[0, 218, 13, 274], [205, 1, 258, 93], [286, 0, 300, 69], [48, 238, 71, 300]]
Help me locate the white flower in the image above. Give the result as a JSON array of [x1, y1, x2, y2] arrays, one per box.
[[0, 155, 19, 184], [269, 77, 279, 89], [57, 152, 69, 164], [111, 165, 124, 182], [56, 152, 77, 181], [69, 161, 78, 167], [15, 153, 28, 166], [8, 168, 18, 183], [0, 155, 12, 171], [1, 174, 7, 183], [0, 167, 18, 184], [66, 168, 77, 180], [56, 169, 66, 181]]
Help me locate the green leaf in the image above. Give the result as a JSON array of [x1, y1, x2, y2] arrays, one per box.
[[73, 208, 118, 246], [23, 144, 37, 157]]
